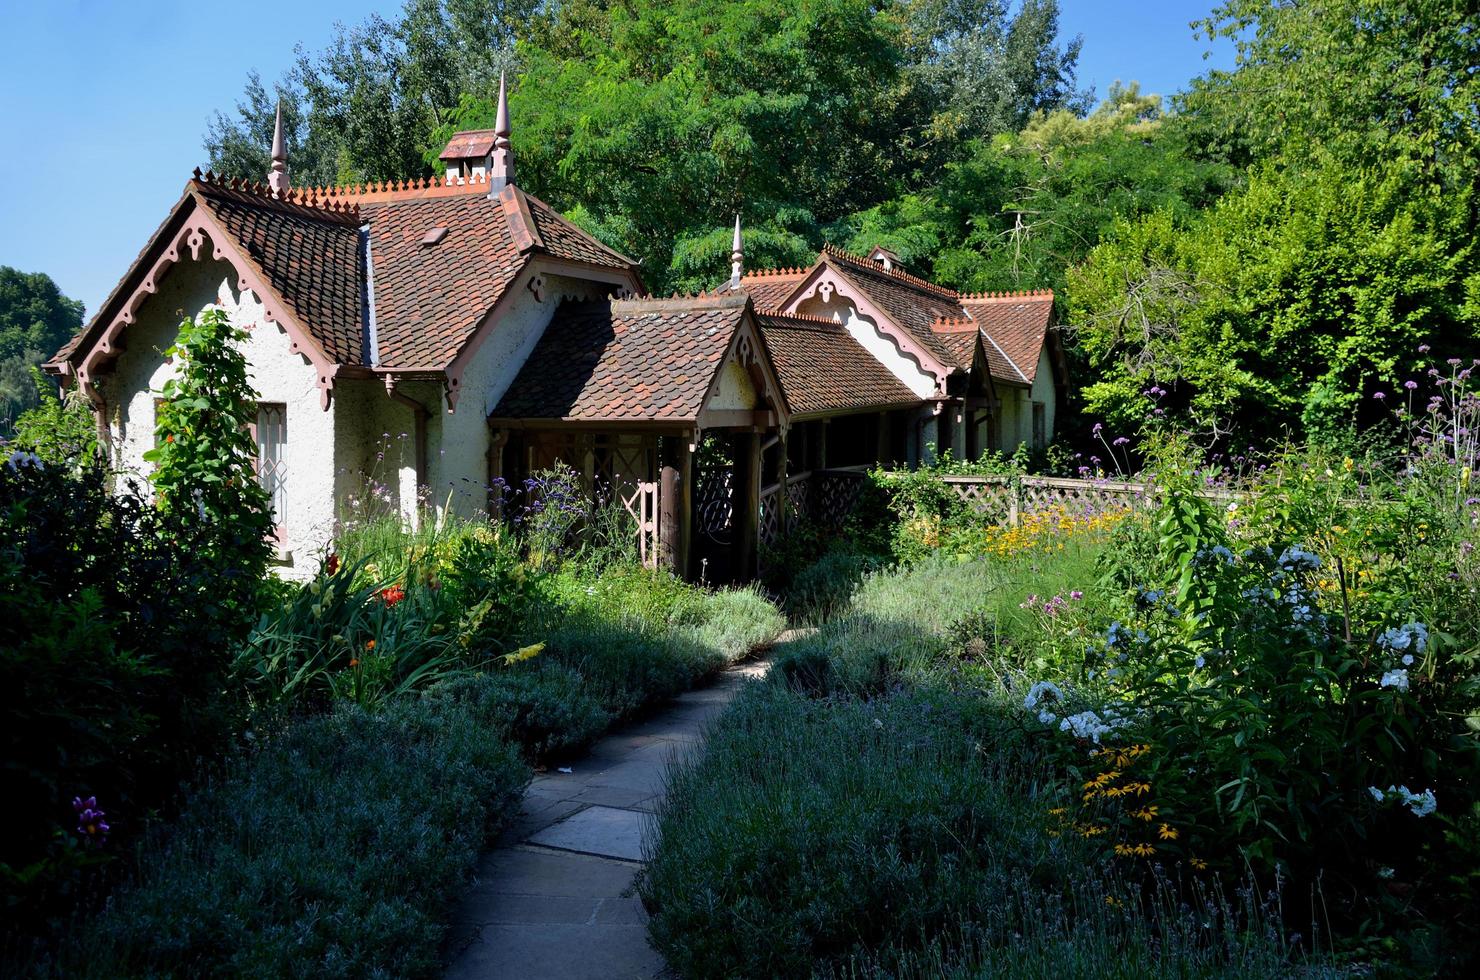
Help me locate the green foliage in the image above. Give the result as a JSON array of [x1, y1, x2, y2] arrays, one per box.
[[211, 1, 1087, 294], [642, 645, 1311, 978], [64, 698, 529, 979], [7, 367, 96, 465], [142, 309, 273, 630], [0, 267, 84, 436], [0, 461, 257, 945], [1069, 160, 1476, 444]]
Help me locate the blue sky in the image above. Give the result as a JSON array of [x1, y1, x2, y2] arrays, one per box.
[[0, 1, 1233, 319]]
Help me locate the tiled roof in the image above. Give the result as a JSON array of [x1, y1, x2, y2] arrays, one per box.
[[194, 180, 366, 363], [928, 317, 979, 369], [439, 129, 497, 160], [960, 291, 1054, 384], [52, 171, 640, 373], [360, 187, 529, 367], [491, 293, 750, 422], [819, 245, 966, 369], [358, 183, 634, 368], [737, 267, 809, 310], [757, 311, 919, 417]]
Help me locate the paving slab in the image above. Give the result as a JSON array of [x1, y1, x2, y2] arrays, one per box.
[[443, 656, 771, 979], [527, 805, 650, 861]]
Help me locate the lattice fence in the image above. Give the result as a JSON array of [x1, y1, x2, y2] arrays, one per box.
[[697, 467, 734, 544], [618, 479, 660, 567], [940, 474, 1148, 525]]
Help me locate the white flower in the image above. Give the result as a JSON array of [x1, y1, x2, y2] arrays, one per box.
[[1379, 669, 1409, 692], [1406, 788, 1438, 818], [1058, 710, 1130, 744], [1226, 501, 1238, 513], [1023, 680, 1064, 711]]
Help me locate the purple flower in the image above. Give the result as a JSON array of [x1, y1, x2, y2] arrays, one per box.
[[1092, 422, 1104, 437], [1070, 590, 1084, 600], [1373, 391, 1386, 400], [1419, 344, 1431, 354], [73, 796, 109, 843], [1113, 437, 1130, 446], [1404, 380, 1419, 390]]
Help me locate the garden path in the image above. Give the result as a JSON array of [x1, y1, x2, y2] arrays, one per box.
[[442, 654, 776, 980]]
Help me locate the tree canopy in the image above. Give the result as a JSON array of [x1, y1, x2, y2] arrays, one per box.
[[203, 0, 1479, 451], [0, 267, 84, 436]]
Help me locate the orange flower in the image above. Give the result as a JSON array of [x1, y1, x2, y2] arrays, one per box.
[[349, 658, 360, 668], [365, 639, 376, 651], [165, 434, 175, 443]]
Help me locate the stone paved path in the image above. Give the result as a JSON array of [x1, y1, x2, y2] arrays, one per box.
[[443, 657, 772, 980]]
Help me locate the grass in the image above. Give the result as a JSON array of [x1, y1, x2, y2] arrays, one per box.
[[57, 521, 786, 978], [63, 699, 528, 979], [640, 547, 1322, 979]]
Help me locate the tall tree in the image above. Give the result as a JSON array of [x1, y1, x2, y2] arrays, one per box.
[[0, 267, 84, 435]]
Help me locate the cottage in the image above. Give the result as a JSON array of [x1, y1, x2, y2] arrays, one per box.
[[47, 79, 1063, 580]]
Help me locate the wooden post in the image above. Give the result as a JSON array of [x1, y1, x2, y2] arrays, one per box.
[[659, 458, 680, 573], [732, 429, 762, 581], [810, 419, 829, 472], [1009, 479, 1021, 527], [487, 428, 508, 517], [677, 434, 694, 579]]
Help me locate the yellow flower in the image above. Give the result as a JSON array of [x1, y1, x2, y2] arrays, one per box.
[[1190, 857, 1209, 871], [1157, 823, 1179, 841], [502, 641, 545, 665]]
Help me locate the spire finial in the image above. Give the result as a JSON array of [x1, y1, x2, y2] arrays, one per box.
[[729, 215, 744, 289], [268, 100, 289, 196], [490, 72, 514, 194]]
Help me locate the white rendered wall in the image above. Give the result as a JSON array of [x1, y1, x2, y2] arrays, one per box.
[[100, 256, 336, 578], [332, 380, 426, 528], [794, 292, 936, 398], [708, 358, 758, 410], [432, 272, 609, 519], [1030, 348, 1057, 445]]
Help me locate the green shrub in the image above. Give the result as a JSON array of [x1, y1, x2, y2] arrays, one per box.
[[429, 666, 613, 759], [64, 698, 529, 979], [642, 683, 1302, 980], [679, 586, 786, 659], [0, 459, 264, 939], [236, 558, 471, 713]]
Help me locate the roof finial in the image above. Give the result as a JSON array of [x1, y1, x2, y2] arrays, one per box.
[[489, 72, 514, 195], [268, 100, 289, 197], [729, 214, 744, 289]]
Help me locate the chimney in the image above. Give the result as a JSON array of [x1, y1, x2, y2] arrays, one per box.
[[868, 245, 901, 272], [729, 215, 744, 289], [437, 73, 515, 191], [267, 101, 289, 196]]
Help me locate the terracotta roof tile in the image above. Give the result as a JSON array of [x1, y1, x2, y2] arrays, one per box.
[[361, 191, 524, 367], [928, 317, 980, 369], [194, 180, 366, 364], [439, 130, 497, 160], [737, 267, 809, 310], [819, 246, 966, 369], [757, 310, 919, 417], [492, 294, 749, 422], [960, 291, 1054, 384]]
